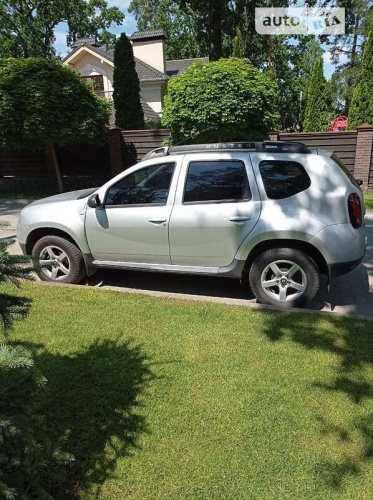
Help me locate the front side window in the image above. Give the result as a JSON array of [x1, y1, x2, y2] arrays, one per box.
[[259, 160, 311, 199], [105, 162, 175, 206], [183, 160, 251, 203]]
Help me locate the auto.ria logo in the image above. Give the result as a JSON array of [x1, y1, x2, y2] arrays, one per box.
[[255, 7, 345, 35]]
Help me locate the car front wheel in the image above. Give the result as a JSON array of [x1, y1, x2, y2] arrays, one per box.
[[32, 235, 87, 284], [249, 248, 319, 308]]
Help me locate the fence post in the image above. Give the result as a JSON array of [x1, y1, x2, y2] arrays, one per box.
[[107, 126, 123, 177], [269, 131, 279, 141], [354, 123, 373, 188]]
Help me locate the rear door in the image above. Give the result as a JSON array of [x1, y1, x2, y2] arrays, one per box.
[[169, 153, 262, 267]]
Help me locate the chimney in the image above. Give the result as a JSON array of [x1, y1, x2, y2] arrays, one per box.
[[130, 30, 166, 74]]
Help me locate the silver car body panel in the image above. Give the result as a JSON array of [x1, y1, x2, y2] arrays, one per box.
[[16, 189, 93, 254], [168, 152, 262, 267], [16, 150, 366, 279], [84, 158, 183, 263]]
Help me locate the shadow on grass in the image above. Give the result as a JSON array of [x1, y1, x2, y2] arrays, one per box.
[[34, 338, 153, 498], [261, 312, 373, 490]]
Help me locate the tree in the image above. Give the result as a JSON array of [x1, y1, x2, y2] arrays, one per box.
[[113, 33, 144, 130], [0, 58, 110, 192], [128, 0, 208, 59], [323, 0, 372, 114], [162, 58, 279, 144], [349, 26, 373, 128], [0, 0, 124, 58], [303, 58, 334, 132], [0, 228, 73, 498]]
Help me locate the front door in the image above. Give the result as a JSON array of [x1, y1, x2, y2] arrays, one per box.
[[169, 154, 261, 267], [85, 161, 177, 263]]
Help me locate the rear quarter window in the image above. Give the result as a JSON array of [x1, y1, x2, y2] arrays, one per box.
[[259, 160, 311, 199], [331, 154, 361, 190]]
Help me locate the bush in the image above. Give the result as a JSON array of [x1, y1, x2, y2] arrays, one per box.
[[162, 58, 280, 144]]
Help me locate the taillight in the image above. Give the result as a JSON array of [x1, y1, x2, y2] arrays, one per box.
[[348, 193, 362, 229]]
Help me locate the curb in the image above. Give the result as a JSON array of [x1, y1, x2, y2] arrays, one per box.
[[33, 280, 373, 323]]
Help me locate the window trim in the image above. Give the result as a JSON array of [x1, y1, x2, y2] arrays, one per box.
[[104, 161, 176, 207], [182, 159, 252, 205]]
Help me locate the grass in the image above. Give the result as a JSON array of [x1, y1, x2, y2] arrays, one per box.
[[5, 283, 373, 499], [364, 191, 373, 210]]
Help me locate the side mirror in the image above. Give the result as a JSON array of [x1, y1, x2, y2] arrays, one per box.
[[87, 193, 102, 209], [357, 179, 363, 186]]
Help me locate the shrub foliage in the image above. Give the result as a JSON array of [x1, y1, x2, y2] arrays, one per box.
[[162, 58, 280, 144], [0, 232, 73, 498], [0, 58, 110, 149]]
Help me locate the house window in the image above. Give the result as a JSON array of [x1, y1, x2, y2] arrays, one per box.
[[81, 75, 104, 95]]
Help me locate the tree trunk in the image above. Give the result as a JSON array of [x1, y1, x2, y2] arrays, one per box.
[[49, 143, 64, 193], [208, 1, 222, 61]]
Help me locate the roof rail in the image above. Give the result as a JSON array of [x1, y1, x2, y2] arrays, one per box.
[[142, 141, 311, 160]]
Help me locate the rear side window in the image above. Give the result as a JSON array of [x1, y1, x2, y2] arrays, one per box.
[[259, 160, 311, 199], [183, 160, 251, 203]]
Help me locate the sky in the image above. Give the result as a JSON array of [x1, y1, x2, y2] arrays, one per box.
[[54, 0, 338, 79]]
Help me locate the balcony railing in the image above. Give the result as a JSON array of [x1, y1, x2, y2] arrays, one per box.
[[95, 90, 113, 98]]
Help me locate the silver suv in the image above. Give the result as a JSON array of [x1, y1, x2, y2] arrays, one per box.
[[17, 141, 366, 308]]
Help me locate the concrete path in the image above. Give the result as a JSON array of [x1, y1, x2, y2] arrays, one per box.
[[1, 200, 372, 319]]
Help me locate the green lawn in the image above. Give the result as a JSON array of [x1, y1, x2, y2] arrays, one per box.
[[364, 191, 373, 210], [5, 283, 373, 499]]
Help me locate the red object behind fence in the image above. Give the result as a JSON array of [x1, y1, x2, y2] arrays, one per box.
[[331, 115, 348, 131]]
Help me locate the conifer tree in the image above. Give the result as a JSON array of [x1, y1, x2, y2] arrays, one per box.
[[113, 33, 145, 129], [0, 228, 73, 497], [349, 27, 373, 129], [303, 57, 333, 132]]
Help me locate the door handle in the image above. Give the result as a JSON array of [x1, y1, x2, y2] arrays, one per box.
[[229, 216, 251, 222], [148, 218, 167, 224]]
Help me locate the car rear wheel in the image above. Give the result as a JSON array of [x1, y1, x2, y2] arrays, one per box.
[[249, 248, 319, 308], [32, 235, 86, 284]]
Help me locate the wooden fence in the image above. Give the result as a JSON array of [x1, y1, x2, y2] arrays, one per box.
[[276, 131, 357, 172], [271, 124, 373, 189], [108, 128, 170, 176], [0, 143, 111, 180], [1, 126, 372, 191]]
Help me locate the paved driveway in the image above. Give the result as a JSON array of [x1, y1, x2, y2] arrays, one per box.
[[1, 201, 372, 319]]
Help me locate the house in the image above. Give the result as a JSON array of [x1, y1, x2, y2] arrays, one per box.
[[62, 30, 208, 122]]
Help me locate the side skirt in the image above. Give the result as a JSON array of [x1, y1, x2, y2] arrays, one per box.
[[89, 259, 245, 279]]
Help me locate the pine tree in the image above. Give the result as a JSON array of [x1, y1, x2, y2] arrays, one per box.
[[113, 33, 145, 129], [349, 27, 373, 129], [303, 57, 333, 132], [0, 228, 73, 497]]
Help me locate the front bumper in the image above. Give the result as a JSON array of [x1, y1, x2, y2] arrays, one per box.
[[19, 242, 27, 254]]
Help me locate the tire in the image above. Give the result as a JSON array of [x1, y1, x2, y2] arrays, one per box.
[[32, 235, 87, 284], [249, 248, 319, 308]]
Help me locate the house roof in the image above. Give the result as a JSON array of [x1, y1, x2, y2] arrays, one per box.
[[165, 57, 209, 76], [63, 42, 169, 82], [130, 30, 167, 41], [108, 98, 160, 125]]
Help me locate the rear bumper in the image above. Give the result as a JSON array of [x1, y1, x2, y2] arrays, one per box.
[[329, 255, 364, 278]]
